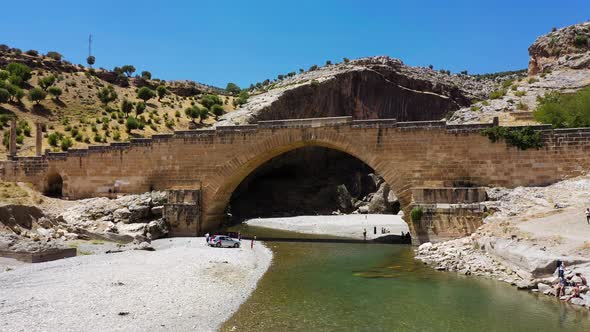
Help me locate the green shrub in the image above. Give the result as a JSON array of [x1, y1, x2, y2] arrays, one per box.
[[410, 207, 423, 224], [0, 88, 9, 103], [489, 89, 505, 99], [135, 101, 146, 115], [470, 105, 482, 112], [6, 62, 32, 87], [97, 85, 117, 105], [28, 87, 47, 104], [481, 126, 543, 150], [501, 79, 514, 89], [528, 77, 538, 84], [514, 90, 526, 97], [201, 94, 222, 109], [60, 137, 73, 151], [47, 86, 62, 99], [137, 87, 155, 102], [125, 117, 141, 131], [225, 82, 241, 95], [113, 131, 121, 141], [211, 104, 224, 117], [533, 87, 590, 128], [39, 75, 56, 90], [141, 71, 151, 80], [574, 35, 588, 48], [48, 132, 61, 146], [156, 85, 167, 101]]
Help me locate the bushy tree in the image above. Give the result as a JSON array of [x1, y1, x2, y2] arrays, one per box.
[[309, 64, 318, 71], [97, 85, 118, 105], [60, 137, 73, 151], [25, 49, 39, 56], [46, 51, 62, 61], [211, 104, 224, 117], [156, 85, 167, 101], [141, 71, 152, 80], [48, 132, 61, 146], [225, 82, 241, 94], [39, 75, 56, 91], [86, 55, 96, 67], [200, 94, 222, 109], [137, 87, 155, 102], [0, 88, 9, 103], [135, 101, 146, 115], [534, 87, 590, 128], [0, 70, 9, 81], [125, 117, 142, 132], [343, 58, 350, 63], [121, 65, 136, 77], [28, 87, 47, 104], [233, 90, 249, 107], [120, 98, 133, 117], [6, 62, 32, 87], [47, 86, 62, 100], [325, 60, 332, 66], [184, 106, 209, 123]]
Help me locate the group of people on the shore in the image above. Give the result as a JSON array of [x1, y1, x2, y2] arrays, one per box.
[[554, 260, 587, 302]]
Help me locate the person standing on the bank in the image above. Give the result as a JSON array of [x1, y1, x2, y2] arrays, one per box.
[[205, 232, 210, 244], [251, 235, 256, 249], [586, 208, 590, 224], [363, 228, 367, 241]]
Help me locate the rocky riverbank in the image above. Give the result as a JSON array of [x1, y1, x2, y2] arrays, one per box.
[[0, 237, 273, 332], [415, 173, 590, 310]]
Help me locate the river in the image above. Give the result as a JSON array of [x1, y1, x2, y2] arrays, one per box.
[[221, 225, 590, 331]]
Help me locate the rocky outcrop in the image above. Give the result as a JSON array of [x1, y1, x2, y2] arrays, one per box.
[[217, 56, 497, 126], [528, 21, 590, 75]]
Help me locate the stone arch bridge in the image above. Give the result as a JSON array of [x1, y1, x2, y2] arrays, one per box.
[[2, 116, 590, 241]]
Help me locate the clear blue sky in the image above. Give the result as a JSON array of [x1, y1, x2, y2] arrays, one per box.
[[1, 1, 588, 88]]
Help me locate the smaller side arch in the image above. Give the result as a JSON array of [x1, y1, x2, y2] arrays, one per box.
[[44, 171, 64, 197]]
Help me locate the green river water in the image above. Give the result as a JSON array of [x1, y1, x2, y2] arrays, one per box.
[[221, 226, 590, 331]]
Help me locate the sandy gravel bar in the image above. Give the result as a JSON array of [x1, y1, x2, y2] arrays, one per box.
[[245, 214, 408, 239], [0, 238, 272, 332]]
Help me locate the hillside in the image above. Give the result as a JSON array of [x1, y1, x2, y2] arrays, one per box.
[[0, 46, 239, 158]]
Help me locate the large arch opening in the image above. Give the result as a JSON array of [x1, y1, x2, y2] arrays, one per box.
[[223, 146, 408, 242], [44, 172, 63, 198]]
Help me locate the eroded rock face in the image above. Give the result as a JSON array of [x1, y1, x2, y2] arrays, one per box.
[[528, 21, 590, 75], [217, 56, 496, 126]]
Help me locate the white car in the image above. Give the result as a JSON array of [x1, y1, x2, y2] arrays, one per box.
[[208, 235, 241, 248]]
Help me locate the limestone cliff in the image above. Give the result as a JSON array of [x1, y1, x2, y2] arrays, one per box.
[[528, 21, 590, 75], [217, 56, 496, 126]]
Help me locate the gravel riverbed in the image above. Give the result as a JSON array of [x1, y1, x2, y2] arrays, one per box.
[[0, 237, 272, 332]]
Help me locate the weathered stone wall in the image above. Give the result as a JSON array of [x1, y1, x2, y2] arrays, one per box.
[[3, 117, 590, 238]]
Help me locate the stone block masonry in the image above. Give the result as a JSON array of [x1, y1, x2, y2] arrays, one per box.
[[3, 116, 590, 239]]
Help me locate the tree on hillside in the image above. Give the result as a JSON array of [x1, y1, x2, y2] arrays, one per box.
[[211, 104, 224, 118], [121, 65, 136, 77], [233, 90, 249, 107], [121, 98, 133, 117], [277, 74, 284, 80], [200, 94, 222, 109], [137, 87, 156, 102], [309, 64, 318, 71], [6, 62, 32, 87], [46, 51, 62, 61], [0, 70, 8, 81], [86, 55, 96, 67], [156, 85, 168, 101], [225, 82, 241, 95], [299, 68, 304, 73], [6, 84, 24, 103], [97, 85, 118, 106], [325, 60, 332, 66], [343, 58, 350, 63], [39, 75, 56, 91], [184, 106, 209, 123], [135, 101, 146, 115], [28, 87, 47, 104], [141, 71, 152, 80], [47, 86, 62, 100], [0, 89, 9, 103]]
